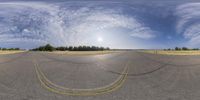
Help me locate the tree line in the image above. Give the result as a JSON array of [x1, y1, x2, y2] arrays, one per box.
[[31, 44, 110, 52], [164, 47, 199, 51], [0, 48, 20, 50]]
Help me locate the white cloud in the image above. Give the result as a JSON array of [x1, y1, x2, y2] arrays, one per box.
[[0, 2, 66, 46], [23, 29, 30, 33], [130, 27, 156, 39], [58, 5, 156, 46], [0, 2, 156, 48], [176, 3, 200, 46]]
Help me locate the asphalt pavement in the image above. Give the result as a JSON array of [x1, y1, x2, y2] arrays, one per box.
[[0, 51, 200, 100]]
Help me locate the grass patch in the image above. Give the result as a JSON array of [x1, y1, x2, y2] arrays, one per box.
[[142, 50, 200, 55], [0, 50, 25, 55]]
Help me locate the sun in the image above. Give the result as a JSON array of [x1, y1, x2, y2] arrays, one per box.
[[97, 37, 103, 42]]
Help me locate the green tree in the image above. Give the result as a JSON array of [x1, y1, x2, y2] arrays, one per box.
[[2, 48, 6, 50], [182, 47, 188, 50], [44, 44, 54, 51], [175, 47, 181, 51], [68, 46, 73, 51], [56, 47, 66, 51]]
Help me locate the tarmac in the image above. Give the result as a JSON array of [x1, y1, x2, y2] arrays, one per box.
[[0, 51, 200, 100]]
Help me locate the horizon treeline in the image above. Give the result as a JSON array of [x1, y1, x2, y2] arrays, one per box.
[[31, 44, 110, 52], [0, 47, 20, 50], [164, 47, 199, 51]]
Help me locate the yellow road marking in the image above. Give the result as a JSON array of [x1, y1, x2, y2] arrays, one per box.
[[33, 59, 129, 96]]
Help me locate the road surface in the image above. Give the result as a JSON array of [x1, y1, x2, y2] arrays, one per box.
[[0, 51, 200, 100]]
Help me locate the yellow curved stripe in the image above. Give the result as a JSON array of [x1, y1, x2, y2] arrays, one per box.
[[33, 59, 129, 96]]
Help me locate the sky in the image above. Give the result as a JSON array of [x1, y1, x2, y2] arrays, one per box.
[[0, 0, 200, 49]]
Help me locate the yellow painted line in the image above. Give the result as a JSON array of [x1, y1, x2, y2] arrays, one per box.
[[33, 59, 129, 96], [34, 61, 128, 96]]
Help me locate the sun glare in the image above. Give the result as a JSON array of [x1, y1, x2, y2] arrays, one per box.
[[97, 37, 103, 42]]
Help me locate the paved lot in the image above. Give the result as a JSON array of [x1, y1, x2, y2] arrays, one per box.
[[0, 51, 200, 100]]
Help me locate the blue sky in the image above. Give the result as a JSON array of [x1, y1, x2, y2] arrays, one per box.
[[0, 0, 200, 49]]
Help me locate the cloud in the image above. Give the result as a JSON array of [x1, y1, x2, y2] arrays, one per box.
[[0, 2, 67, 46], [175, 3, 200, 46], [0, 1, 156, 48], [130, 27, 156, 39]]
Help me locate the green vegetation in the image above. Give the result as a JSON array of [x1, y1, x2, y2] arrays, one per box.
[[31, 44, 110, 52], [164, 47, 199, 51], [31, 44, 55, 52], [0, 47, 20, 51]]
